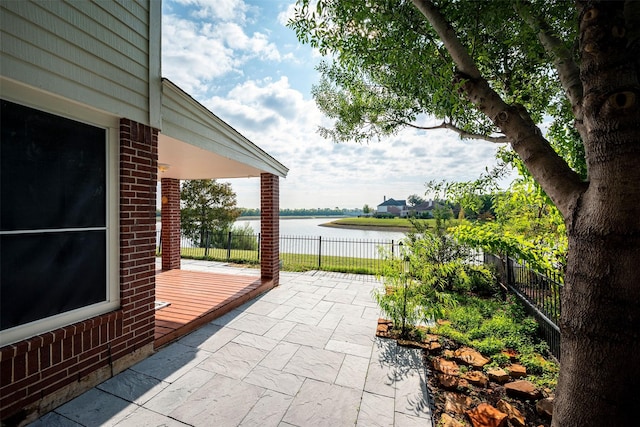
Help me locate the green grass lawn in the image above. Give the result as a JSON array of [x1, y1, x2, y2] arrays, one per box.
[[171, 247, 385, 275], [327, 217, 460, 229]]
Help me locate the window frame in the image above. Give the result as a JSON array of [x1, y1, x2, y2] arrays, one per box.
[[0, 78, 120, 346]]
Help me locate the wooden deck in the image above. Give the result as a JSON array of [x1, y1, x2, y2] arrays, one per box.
[[154, 269, 274, 348]]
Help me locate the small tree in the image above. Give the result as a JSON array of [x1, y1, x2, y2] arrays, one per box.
[[180, 180, 240, 248], [407, 194, 425, 207], [363, 204, 372, 214]]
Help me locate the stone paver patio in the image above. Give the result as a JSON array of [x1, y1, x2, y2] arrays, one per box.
[[29, 261, 434, 426]]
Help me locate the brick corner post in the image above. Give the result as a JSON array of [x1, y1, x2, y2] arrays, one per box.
[[161, 178, 181, 271], [260, 173, 280, 286], [119, 117, 157, 354]]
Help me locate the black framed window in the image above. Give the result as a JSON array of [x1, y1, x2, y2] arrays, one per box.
[[1, 99, 107, 331]]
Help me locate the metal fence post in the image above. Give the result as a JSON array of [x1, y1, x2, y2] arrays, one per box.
[[318, 236, 322, 269], [204, 231, 209, 258], [227, 231, 232, 260], [257, 232, 261, 261]]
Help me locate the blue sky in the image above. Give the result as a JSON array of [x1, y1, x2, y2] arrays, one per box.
[[161, 0, 510, 209]]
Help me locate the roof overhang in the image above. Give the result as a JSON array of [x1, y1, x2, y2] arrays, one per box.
[[158, 78, 288, 180]]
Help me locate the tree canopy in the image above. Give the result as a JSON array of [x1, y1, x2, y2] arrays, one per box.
[[180, 180, 240, 248]]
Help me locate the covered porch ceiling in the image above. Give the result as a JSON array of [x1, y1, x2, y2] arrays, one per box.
[[158, 133, 263, 180]]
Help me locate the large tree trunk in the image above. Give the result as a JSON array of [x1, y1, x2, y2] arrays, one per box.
[[553, 2, 640, 425], [412, 1, 640, 424]]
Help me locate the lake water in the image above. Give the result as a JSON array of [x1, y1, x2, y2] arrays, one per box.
[[157, 217, 409, 259], [235, 217, 407, 241]]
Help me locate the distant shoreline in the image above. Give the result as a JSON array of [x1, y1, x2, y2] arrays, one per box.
[[319, 222, 410, 233]]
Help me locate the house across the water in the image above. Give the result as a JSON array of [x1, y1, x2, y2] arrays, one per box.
[[376, 197, 408, 217]]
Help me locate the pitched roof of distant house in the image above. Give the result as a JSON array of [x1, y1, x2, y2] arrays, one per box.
[[378, 198, 407, 207], [413, 201, 435, 211]]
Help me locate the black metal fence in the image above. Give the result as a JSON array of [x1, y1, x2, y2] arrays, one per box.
[[156, 231, 402, 274], [484, 253, 563, 360]]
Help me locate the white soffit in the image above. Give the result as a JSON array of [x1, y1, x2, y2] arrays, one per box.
[[158, 133, 263, 179]]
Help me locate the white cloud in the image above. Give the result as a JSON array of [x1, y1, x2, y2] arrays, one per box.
[[277, 3, 297, 26], [162, 14, 239, 94], [162, 1, 284, 96], [172, 0, 249, 21]]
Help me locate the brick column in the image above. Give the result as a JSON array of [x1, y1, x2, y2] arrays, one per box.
[[118, 118, 157, 353], [161, 178, 181, 271], [260, 173, 280, 285]]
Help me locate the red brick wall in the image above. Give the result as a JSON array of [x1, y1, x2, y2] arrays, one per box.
[[161, 178, 181, 271], [0, 119, 158, 425], [260, 173, 280, 285]]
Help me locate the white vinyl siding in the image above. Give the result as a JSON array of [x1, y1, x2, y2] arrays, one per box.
[[0, 0, 157, 126]]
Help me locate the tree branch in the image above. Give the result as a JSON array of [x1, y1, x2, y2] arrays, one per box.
[[410, 0, 586, 218], [400, 121, 509, 143], [514, 0, 586, 140]]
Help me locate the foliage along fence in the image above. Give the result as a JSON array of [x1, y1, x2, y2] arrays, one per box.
[[484, 253, 563, 360], [157, 231, 563, 358]]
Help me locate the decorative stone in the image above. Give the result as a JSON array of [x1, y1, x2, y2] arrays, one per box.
[[501, 348, 518, 360], [425, 334, 440, 343], [466, 403, 508, 427], [376, 319, 392, 337], [506, 364, 527, 379], [376, 323, 389, 335], [438, 373, 459, 389], [437, 319, 451, 326], [461, 370, 489, 387], [454, 347, 490, 368], [487, 367, 510, 383], [444, 392, 471, 414], [440, 413, 465, 427], [496, 399, 526, 427], [444, 350, 455, 359], [433, 357, 460, 375], [505, 380, 542, 400], [427, 341, 442, 351], [536, 397, 554, 418]]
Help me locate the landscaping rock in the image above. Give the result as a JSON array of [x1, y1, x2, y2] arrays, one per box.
[[426, 341, 442, 351], [457, 378, 471, 392], [466, 403, 508, 427], [438, 373, 460, 389], [425, 334, 440, 343], [496, 399, 526, 427], [487, 367, 510, 383], [440, 413, 465, 427], [454, 347, 491, 368], [434, 357, 460, 375], [536, 397, 554, 418], [376, 319, 392, 336], [506, 364, 527, 379], [505, 380, 542, 400], [444, 349, 455, 359], [444, 392, 472, 414], [501, 348, 519, 361], [462, 370, 490, 387]]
